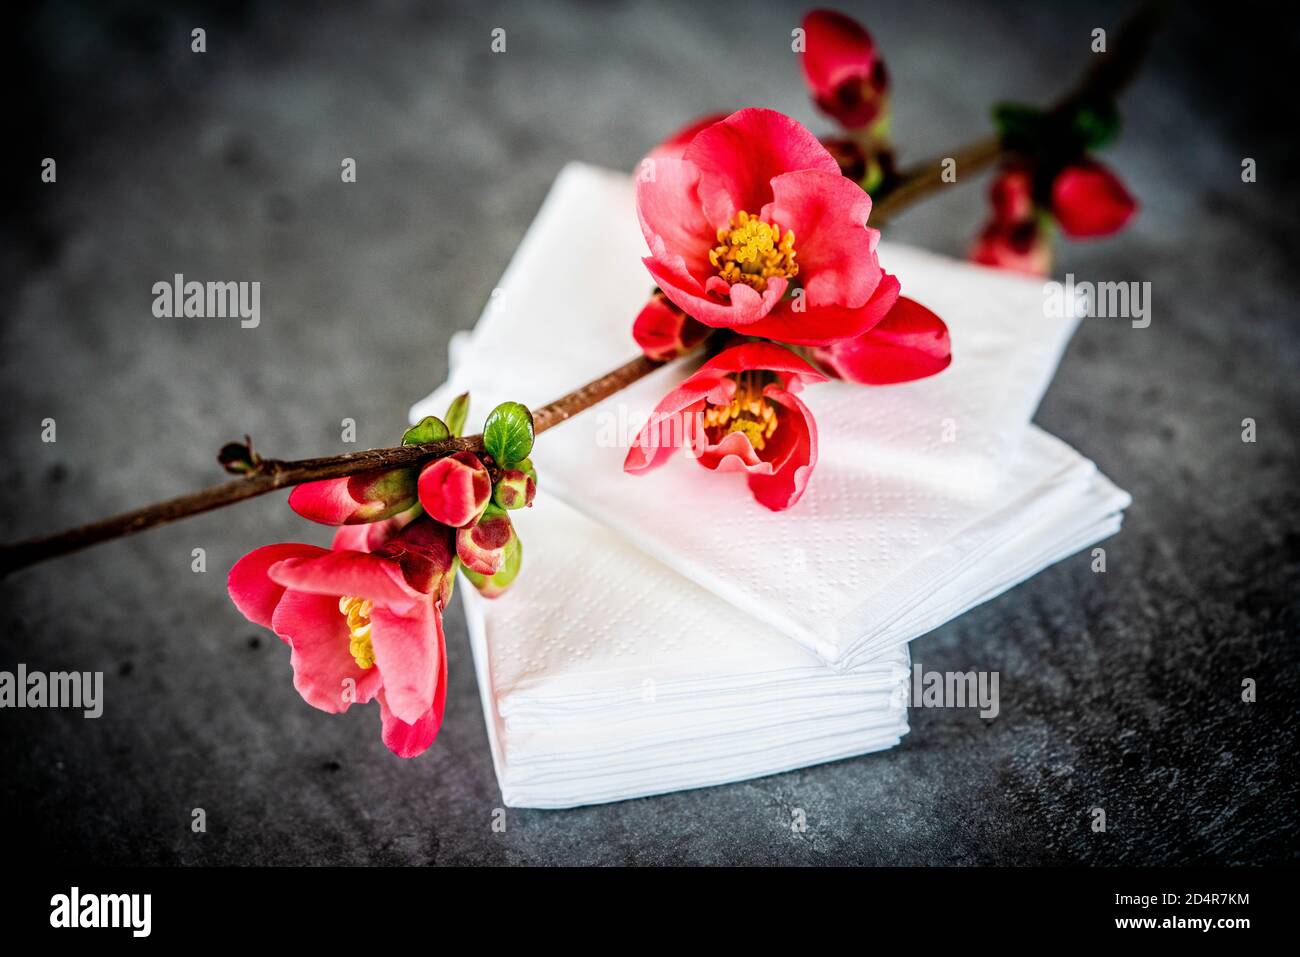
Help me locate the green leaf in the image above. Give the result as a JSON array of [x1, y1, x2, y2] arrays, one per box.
[[482, 401, 534, 466], [992, 101, 1047, 153], [402, 415, 451, 446], [1072, 101, 1121, 151], [444, 393, 470, 438]]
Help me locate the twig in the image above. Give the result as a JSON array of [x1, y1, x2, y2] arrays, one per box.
[[871, 0, 1164, 225], [0, 355, 664, 575]]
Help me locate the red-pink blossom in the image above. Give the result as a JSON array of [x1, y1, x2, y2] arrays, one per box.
[[624, 341, 826, 511], [227, 517, 454, 758], [637, 108, 901, 346]]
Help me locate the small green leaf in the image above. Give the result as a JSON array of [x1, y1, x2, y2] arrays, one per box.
[[444, 393, 470, 438], [1072, 101, 1120, 151], [992, 101, 1047, 153], [482, 401, 534, 466], [402, 415, 451, 446]]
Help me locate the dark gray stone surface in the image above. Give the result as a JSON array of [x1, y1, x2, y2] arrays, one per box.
[[2, 0, 1295, 865]]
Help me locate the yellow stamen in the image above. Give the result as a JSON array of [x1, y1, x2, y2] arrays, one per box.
[[338, 595, 376, 669], [709, 210, 798, 292], [700, 370, 780, 451]]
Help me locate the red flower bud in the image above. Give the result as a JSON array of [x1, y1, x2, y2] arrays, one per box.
[[456, 505, 514, 576], [1051, 160, 1137, 238], [492, 464, 536, 510], [990, 164, 1037, 224], [288, 468, 418, 526], [417, 451, 491, 528], [632, 292, 709, 361], [801, 10, 889, 130], [969, 218, 1053, 277]]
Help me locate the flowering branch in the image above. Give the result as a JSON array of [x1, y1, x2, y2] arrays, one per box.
[[871, 0, 1162, 226], [0, 354, 664, 576], [0, 3, 1161, 577]]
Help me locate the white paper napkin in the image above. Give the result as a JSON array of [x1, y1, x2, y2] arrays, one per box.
[[459, 489, 909, 808], [411, 163, 1128, 666], [443, 427, 1122, 809]]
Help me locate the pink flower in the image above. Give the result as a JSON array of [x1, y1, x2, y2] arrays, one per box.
[[624, 341, 825, 511], [969, 219, 1053, 277], [632, 291, 709, 361], [288, 468, 417, 525], [1051, 159, 1137, 238], [812, 297, 952, 384], [800, 10, 889, 130], [227, 516, 455, 758], [637, 108, 900, 346]]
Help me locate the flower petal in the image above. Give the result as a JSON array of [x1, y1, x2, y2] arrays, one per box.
[[812, 296, 952, 384], [746, 389, 817, 511], [762, 169, 881, 309], [331, 509, 416, 553], [228, 543, 329, 632], [644, 255, 786, 329], [378, 669, 445, 760], [645, 112, 730, 162], [744, 271, 901, 346], [636, 157, 715, 283], [268, 550, 421, 613], [696, 341, 828, 389], [369, 601, 441, 726], [683, 108, 840, 229], [272, 590, 382, 713]]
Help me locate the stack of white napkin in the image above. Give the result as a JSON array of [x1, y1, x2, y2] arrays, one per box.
[[412, 164, 1129, 808]]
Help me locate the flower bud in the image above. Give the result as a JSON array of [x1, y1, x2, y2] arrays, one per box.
[[456, 505, 514, 576], [417, 451, 491, 528], [217, 436, 260, 475], [800, 10, 890, 130], [461, 528, 522, 599], [989, 164, 1037, 224], [1050, 160, 1137, 238], [492, 461, 537, 510], [632, 292, 708, 361], [969, 218, 1052, 277], [383, 517, 458, 608], [288, 468, 418, 526]]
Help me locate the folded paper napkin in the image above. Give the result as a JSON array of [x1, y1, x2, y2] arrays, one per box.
[[411, 163, 1130, 667], [422, 372, 1121, 806], [460, 490, 911, 809]]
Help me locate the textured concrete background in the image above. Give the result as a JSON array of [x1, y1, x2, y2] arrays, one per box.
[[2, 0, 1296, 865]]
